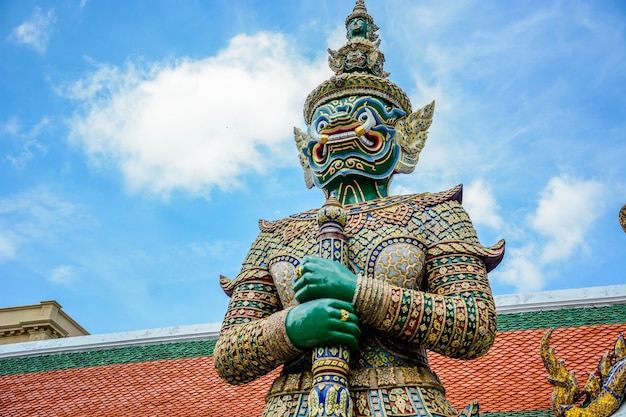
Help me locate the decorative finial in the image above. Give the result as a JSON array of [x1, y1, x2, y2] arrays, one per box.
[[327, 0, 387, 78], [345, 0, 379, 42], [303, 1, 413, 124]]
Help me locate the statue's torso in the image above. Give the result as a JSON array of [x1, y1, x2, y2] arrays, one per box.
[[264, 187, 473, 307], [259, 188, 475, 417]]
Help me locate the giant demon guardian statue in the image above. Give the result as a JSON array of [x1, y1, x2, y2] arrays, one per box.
[[215, 2, 505, 416]]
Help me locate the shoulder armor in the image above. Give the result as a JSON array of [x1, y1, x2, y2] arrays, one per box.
[[418, 184, 463, 207], [219, 267, 272, 297], [427, 239, 505, 273], [258, 207, 318, 232], [258, 218, 282, 233]]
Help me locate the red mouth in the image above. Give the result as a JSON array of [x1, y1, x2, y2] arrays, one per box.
[[311, 132, 382, 163]]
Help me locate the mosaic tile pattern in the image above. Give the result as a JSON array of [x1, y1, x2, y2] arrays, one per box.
[[496, 304, 626, 331], [0, 339, 216, 376], [215, 187, 504, 416]]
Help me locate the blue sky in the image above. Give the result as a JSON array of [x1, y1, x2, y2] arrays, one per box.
[[1, 0, 625, 335]]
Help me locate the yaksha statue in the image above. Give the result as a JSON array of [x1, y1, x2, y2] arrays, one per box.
[[215, 1, 505, 416]]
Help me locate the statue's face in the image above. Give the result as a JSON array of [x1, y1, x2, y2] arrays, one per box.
[[303, 95, 406, 189], [348, 17, 367, 38]]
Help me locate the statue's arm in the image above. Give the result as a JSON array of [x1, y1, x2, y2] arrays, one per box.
[[214, 268, 302, 384], [353, 202, 504, 360], [353, 246, 500, 359], [214, 232, 303, 385]]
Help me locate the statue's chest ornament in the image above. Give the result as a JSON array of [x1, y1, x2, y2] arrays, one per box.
[[268, 254, 300, 308], [366, 236, 426, 290], [344, 202, 417, 236], [267, 201, 428, 307], [268, 236, 426, 308]]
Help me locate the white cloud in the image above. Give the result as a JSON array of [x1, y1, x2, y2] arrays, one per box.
[[48, 265, 79, 285], [531, 176, 606, 263], [6, 140, 47, 170], [8, 7, 56, 52], [2, 117, 21, 135], [2, 117, 50, 170], [491, 244, 544, 292], [0, 188, 96, 264], [326, 23, 346, 50], [463, 179, 503, 230], [0, 229, 19, 262], [389, 183, 414, 196], [65, 32, 328, 198], [491, 175, 607, 292]]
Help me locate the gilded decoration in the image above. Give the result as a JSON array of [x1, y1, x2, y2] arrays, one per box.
[[216, 186, 504, 416], [214, 1, 505, 416], [542, 330, 626, 417]]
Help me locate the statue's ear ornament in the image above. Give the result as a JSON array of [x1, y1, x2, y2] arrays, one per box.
[[294, 127, 315, 189], [394, 100, 435, 175]]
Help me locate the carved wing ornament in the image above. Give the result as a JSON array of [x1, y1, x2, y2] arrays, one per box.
[[293, 127, 315, 189], [394, 100, 435, 175]]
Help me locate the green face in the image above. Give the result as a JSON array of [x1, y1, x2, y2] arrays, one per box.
[[348, 17, 367, 38], [303, 95, 406, 190]]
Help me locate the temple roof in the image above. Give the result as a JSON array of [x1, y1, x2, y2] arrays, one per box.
[[1, 285, 625, 416]]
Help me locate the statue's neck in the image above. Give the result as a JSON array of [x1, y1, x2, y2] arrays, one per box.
[[324, 178, 389, 205]]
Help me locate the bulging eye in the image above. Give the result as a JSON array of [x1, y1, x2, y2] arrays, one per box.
[[357, 110, 369, 123], [316, 119, 328, 134]]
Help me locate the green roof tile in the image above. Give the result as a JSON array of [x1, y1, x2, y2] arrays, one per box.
[[497, 304, 626, 332], [0, 339, 216, 376], [1, 304, 624, 377]]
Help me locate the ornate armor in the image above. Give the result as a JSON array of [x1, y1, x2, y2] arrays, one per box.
[[214, 2, 504, 416], [215, 186, 504, 416]]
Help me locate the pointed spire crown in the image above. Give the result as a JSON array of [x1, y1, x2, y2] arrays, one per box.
[[328, 0, 387, 78], [345, 0, 379, 42], [304, 0, 412, 124]]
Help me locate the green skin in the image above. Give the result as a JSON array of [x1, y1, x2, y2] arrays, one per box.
[[304, 95, 403, 200], [286, 256, 361, 350], [324, 176, 389, 206], [348, 17, 368, 39], [286, 99, 397, 349], [285, 179, 384, 349]]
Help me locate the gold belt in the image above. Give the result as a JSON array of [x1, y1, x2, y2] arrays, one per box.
[[266, 365, 444, 399]]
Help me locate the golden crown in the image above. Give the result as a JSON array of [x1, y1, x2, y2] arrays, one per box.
[[303, 0, 412, 124]]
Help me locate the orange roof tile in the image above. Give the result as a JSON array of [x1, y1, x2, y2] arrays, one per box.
[[0, 324, 624, 416], [430, 323, 626, 413], [1, 356, 275, 417]]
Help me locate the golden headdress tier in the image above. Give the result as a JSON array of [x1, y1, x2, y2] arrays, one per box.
[[304, 0, 412, 124], [304, 73, 412, 125]]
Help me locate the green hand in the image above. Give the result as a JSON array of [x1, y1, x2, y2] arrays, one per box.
[[285, 298, 360, 350], [294, 256, 358, 303]]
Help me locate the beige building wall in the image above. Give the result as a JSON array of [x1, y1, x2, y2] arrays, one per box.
[[0, 300, 89, 344]]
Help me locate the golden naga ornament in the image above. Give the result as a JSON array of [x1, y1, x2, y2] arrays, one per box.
[[541, 330, 626, 417]]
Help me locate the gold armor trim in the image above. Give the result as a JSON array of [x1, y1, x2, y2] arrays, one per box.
[[266, 365, 445, 399]]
